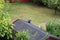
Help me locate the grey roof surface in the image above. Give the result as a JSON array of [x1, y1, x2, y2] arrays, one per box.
[[13, 19, 60, 40], [13, 19, 48, 40]]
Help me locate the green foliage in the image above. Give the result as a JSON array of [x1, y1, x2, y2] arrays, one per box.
[[46, 20, 60, 37], [16, 30, 30, 40], [41, 0, 60, 8], [30, 0, 60, 9], [0, 0, 13, 39]]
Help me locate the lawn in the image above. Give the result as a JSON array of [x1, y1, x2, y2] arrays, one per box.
[[9, 3, 60, 30]]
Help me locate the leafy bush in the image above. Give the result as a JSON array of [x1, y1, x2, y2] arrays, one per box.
[[30, 0, 60, 10], [0, 0, 13, 40], [46, 20, 60, 37], [16, 30, 30, 40], [41, 0, 60, 9]]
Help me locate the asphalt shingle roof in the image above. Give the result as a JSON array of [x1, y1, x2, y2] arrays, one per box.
[[13, 19, 48, 40], [13, 19, 60, 40]]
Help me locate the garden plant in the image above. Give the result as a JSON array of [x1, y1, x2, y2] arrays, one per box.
[[0, 0, 13, 40], [46, 20, 60, 37], [16, 30, 30, 40]]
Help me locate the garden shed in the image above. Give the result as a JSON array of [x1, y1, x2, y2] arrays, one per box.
[[13, 19, 60, 40]]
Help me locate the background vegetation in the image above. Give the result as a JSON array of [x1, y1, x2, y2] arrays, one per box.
[[30, 0, 60, 10]]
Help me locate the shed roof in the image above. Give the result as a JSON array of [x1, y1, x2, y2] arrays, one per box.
[[13, 19, 60, 40]]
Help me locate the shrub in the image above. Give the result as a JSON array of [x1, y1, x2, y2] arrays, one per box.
[[46, 20, 60, 37], [42, 0, 60, 9], [0, 0, 13, 40], [16, 30, 30, 40], [31, 0, 60, 9]]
